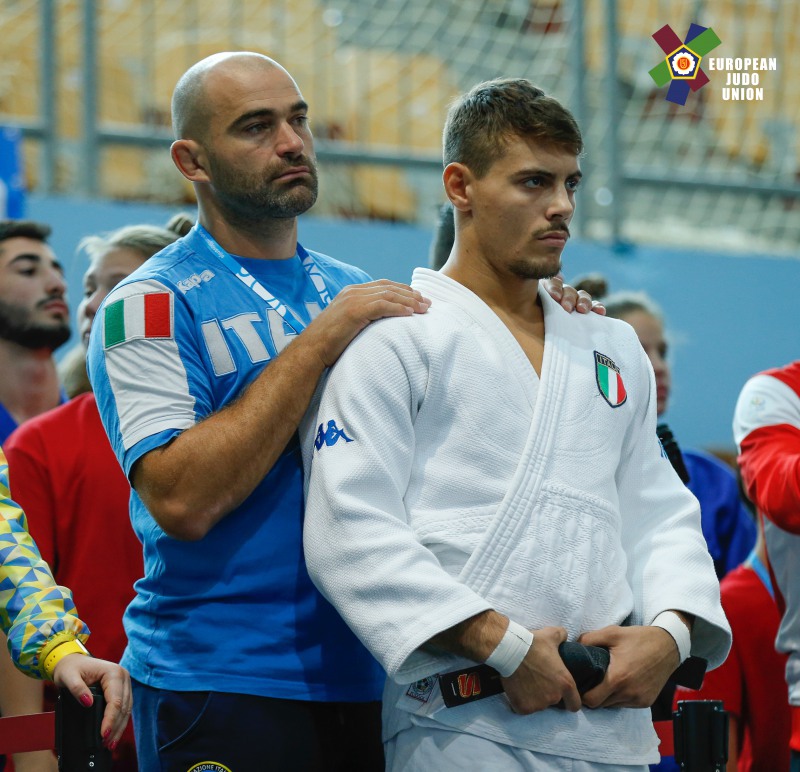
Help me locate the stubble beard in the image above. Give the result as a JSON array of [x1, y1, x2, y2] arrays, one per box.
[[0, 298, 71, 350], [508, 255, 563, 281], [212, 155, 320, 225]]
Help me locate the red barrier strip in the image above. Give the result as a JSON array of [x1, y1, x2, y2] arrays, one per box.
[[0, 711, 55, 753], [654, 719, 674, 757]]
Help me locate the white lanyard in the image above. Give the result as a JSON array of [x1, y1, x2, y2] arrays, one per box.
[[194, 224, 331, 334]]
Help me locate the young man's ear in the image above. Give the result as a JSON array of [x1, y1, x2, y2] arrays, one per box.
[[443, 162, 473, 213], [170, 139, 210, 184]]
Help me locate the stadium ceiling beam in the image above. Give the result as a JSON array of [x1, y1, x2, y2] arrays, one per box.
[[623, 169, 800, 199], [89, 129, 445, 170]]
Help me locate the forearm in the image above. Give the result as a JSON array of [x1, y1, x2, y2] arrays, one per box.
[[0, 635, 45, 714], [134, 327, 328, 540], [0, 635, 57, 768], [430, 612, 580, 714], [427, 609, 509, 662]]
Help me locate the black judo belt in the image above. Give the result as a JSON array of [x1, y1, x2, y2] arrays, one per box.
[[439, 641, 707, 708]]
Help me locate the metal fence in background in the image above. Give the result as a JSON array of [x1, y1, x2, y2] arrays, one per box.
[[0, 0, 798, 254]]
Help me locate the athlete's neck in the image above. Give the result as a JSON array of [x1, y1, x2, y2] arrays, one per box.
[[443, 252, 543, 325], [199, 211, 299, 261]]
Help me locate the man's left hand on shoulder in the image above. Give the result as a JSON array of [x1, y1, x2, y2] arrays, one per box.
[[577, 624, 680, 708], [543, 275, 606, 315]]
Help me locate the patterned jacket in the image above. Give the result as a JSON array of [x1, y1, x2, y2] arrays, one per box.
[[0, 447, 89, 677]]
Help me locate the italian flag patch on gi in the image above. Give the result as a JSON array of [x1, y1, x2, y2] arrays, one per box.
[[595, 351, 627, 407], [104, 291, 173, 349]]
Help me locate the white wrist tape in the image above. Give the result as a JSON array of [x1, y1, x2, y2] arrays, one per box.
[[485, 620, 534, 677], [651, 611, 691, 663]]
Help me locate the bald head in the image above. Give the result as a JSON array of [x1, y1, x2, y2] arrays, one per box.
[[171, 52, 293, 140]]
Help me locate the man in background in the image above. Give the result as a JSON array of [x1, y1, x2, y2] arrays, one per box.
[[0, 220, 69, 444], [0, 219, 70, 772], [4, 220, 188, 771]]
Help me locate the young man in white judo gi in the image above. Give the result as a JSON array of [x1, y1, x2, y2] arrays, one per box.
[[302, 78, 731, 770]]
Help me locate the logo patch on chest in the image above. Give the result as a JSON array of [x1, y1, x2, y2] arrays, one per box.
[[595, 351, 627, 407]]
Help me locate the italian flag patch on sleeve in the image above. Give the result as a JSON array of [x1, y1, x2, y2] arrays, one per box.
[[104, 291, 173, 349]]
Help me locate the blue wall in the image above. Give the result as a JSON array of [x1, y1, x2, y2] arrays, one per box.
[[29, 194, 799, 453]]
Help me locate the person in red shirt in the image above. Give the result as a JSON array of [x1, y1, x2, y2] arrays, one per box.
[[734, 361, 800, 771], [3, 218, 188, 771], [673, 509, 790, 771]]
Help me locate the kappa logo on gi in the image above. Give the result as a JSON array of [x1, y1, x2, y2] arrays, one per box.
[[177, 269, 215, 294], [314, 420, 354, 450], [595, 351, 627, 408]]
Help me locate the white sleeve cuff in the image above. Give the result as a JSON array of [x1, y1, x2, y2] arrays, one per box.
[[651, 611, 691, 663]]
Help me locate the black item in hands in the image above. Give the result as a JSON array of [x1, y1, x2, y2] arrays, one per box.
[[56, 684, 112, 771], [439, 641, 609, 708], [656, 423, 691, 484], [439, 642, 708, 709]]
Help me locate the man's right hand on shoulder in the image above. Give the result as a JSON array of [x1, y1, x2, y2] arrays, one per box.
[[501, 626, 582, 715], [303, 280, 430, 368]]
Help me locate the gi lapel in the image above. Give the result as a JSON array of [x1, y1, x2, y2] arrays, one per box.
[[456, 287, 571, 598]]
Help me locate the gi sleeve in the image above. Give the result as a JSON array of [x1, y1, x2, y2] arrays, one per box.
[[615, 343, 731, 669], [303, 320, 492, 683], [0, 448, 89, 678]]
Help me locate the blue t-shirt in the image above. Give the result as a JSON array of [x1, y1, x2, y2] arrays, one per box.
[[684, 448, 756, 579], [87, 226, 384, 701], [0, 403, 16, 446]]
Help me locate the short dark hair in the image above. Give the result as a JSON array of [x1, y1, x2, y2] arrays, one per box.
[[442, 78, 583, 178], [0, 220, 51, 245]]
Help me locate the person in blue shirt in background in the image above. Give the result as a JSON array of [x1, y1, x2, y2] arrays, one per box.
[[601, 290, 755, 772], [601, 290, 756, 578]]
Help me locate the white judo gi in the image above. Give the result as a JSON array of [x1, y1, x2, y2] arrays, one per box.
[[303, 268, 730, 766]]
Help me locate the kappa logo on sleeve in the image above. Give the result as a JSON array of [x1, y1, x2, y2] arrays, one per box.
[[314, 420, 354, 450], [103, 290, 173, 349], [595, 351, 627, 408]]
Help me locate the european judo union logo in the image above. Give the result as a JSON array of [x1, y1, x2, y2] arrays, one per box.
[[649, 23, 722, 105]]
